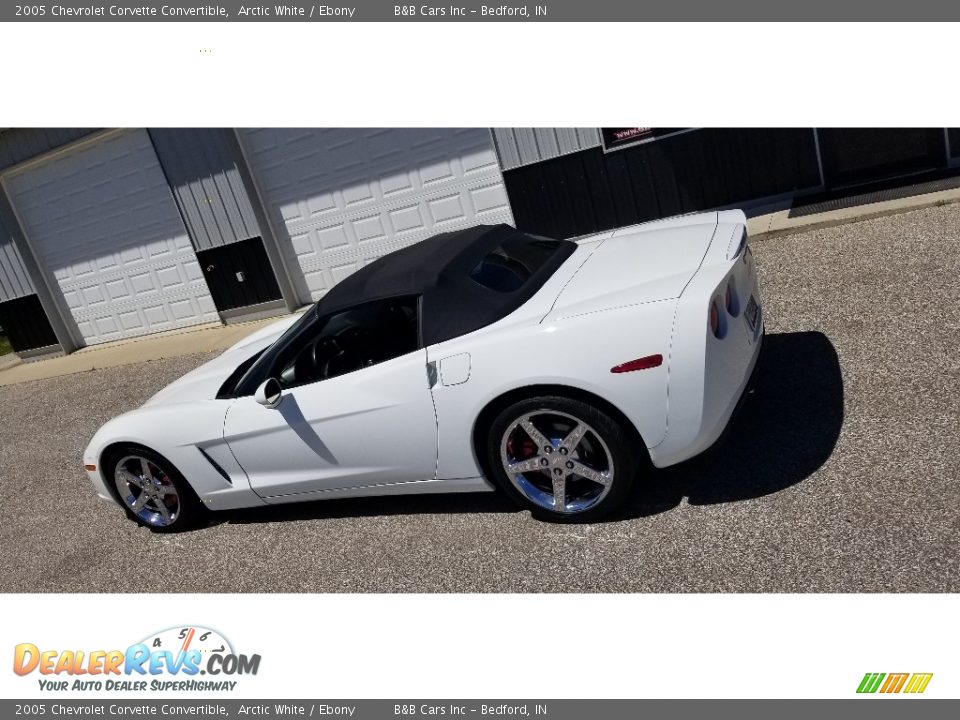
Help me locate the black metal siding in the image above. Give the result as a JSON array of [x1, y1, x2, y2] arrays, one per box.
[[195, 237, 282, 312], [816, 129, 947, 188], [0, 294, 58, 352], [503, 128, 821, 239], [149, 128, 262, 251]]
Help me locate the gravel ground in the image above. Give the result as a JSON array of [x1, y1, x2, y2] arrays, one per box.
[[1, 205, 958, 593]]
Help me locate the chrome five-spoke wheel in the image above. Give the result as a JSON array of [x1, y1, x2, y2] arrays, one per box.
[[500, 410, 615, 515], [113, 455, 181, 528]]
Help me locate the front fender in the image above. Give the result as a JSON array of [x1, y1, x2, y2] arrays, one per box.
[[83, 401, 266, 511]]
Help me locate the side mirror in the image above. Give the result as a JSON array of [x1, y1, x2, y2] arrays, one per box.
[[254, 378, 284, 409]]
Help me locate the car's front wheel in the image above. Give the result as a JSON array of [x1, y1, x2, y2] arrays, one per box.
[[107, 446, 206, 532], [486, 396, 639, 522]]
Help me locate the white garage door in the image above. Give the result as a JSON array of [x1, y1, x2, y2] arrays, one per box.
[[239, 128, 515, 303], [2, 130, 218, 346]]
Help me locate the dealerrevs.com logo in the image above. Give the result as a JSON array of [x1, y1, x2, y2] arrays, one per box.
[[13, 626, 261, 693]]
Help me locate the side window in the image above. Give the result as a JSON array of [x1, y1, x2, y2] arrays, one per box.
[[275, 296, 419, 389]]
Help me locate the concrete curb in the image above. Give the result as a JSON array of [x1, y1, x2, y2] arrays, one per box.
[[0, 315, 286, 388], [747, 185, 960, 242], [0, 353, 22, 372]]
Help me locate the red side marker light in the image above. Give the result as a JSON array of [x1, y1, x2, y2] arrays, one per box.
[[84, 464, 97, 472], [611, 354, 663, 373]]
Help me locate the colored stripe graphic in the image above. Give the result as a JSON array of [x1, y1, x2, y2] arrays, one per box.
[[857, 673, 884, 693], [880, 673, 909, 693], [857, 672, 933, 694], [904, 673, 933, 694]]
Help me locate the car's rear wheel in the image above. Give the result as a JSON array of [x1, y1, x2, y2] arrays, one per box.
[[486, 396, 638, 522], [107, 446, 205, 533]]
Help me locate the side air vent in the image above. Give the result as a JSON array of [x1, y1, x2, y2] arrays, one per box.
[[198, 447, 233, 485]]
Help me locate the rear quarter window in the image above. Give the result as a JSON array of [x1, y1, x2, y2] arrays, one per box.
[[470, 237, 567, 293]]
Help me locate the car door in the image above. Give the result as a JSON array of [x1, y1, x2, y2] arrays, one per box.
[[222, 297, 438, 500]]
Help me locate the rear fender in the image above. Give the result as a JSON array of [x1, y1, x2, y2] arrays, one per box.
[[428, 298, 677, 481]]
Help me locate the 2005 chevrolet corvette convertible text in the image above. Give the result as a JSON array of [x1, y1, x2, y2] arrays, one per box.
[[83, 211, 764, 531]]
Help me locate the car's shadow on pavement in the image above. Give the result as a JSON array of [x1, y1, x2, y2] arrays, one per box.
[[217, 330, 842, 528]]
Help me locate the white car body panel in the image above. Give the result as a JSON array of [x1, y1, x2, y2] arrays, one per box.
[[143, 314, 302, 407], [84, 401, 261, 510], [427, 297, 678, 482], [653, 219, 763, 466], [222, 349, 438, 500], [84, 210, 764, 514], [549, 224, 714, 318]]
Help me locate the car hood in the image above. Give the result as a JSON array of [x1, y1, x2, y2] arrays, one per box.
[[143, 314, 302, 407], [551, 211, 737, 318]]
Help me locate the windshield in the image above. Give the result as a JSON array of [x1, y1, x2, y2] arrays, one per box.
[[221, 305, 319, 398]]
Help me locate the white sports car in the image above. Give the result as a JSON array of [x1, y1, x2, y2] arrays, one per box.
[[84, 210, 763, 531]]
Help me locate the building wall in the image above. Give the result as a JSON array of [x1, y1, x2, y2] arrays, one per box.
[[0, 189, 60, 353], [148, 128, 262, 251], [237, 127, 514, 304], [2, 126, 959, 356], [0, 127, 513, 353], [0, 128, 103, 314], [0, 294, 58, 353], [0, 209, 34, 302], [148, 128, 296, 315], [949, 129, 960, 161], [502, 128, 822, 239], [0, 128, 100, 172], [491, 128, 601, 171]]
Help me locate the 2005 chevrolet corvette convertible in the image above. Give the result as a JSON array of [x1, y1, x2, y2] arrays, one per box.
[[84, 210, 764, 531]]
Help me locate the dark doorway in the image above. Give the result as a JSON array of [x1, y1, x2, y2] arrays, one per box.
[[948, 128, 960, 160], [0, 294, 58, 353], [196, 236, 283, 313], [818, 128, 946, 190]]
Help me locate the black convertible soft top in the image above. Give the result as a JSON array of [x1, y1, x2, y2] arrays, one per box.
[[313, 224, 576, 346]]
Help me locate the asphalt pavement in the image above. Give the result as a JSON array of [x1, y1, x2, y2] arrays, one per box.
[[1, 204, 958, 592]]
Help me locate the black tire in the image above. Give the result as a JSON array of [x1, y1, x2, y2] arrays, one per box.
[[485, 395, 639, 523], [105, 445, 207, 533]]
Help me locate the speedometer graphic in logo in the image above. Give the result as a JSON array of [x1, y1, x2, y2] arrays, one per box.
[[140, 626, 233, 658]]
